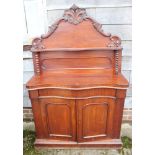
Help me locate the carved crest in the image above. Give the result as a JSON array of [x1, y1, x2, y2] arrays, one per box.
[[31, 4, 121, 51], [63, 4, 88, 25]]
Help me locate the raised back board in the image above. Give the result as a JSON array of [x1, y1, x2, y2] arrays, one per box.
[[31, 5, 122, 75]]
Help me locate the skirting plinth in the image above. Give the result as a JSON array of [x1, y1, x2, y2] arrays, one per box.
[[34, 139, 122, 148]]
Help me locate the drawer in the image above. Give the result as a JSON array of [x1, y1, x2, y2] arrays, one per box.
[[38, 88, 116, 99]]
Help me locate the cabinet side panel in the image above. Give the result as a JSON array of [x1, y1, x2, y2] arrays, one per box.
[[113, 98, 125, 138], [113, 89, 126, 138]]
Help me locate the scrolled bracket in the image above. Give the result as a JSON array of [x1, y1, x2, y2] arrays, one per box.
[[31, 38, 45, 51], [107, 36, 121, 48]]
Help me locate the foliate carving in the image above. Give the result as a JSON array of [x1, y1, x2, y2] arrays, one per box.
[[41, 22, 59, 39], [107, 36, 121, 48], [31, 38, 45, 51], [92, 21, 111, 37], [63, 4, 88, 25], [31, 5, 122, 50]]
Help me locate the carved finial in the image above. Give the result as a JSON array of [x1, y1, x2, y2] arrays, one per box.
[[63, 4, 88, 25], [70, 4, 79, 10]]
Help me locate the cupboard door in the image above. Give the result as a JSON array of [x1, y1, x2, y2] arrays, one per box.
[[76, 97, 115, 142], [40, 98, 76, 141]]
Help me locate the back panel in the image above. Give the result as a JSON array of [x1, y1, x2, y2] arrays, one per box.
[[39, 50, 115, 72]]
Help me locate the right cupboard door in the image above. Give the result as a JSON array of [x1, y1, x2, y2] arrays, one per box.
[[76, 97, 115, 142]]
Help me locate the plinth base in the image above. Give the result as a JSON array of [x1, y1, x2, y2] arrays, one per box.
[[34, 139, 122, 148]]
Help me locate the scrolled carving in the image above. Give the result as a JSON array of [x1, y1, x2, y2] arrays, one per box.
[[107, 36, 121, 48], [92, 20, 111, 37], [31, 38, 45, 51], [41, 21, 61, 39], [31, 5, 122, 51], [63, 4, 88, 25]]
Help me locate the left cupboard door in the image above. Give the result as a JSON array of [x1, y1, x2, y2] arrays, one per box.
[[40, 98, 77, 141]]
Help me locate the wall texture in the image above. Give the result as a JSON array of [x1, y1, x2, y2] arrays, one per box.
[[23, 0, 132, 110]]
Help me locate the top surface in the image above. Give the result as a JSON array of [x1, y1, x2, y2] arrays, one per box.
[[26, 70, 128, 90]]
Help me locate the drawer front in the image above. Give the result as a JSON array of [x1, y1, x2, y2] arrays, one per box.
[[38, 88, 116, 99]]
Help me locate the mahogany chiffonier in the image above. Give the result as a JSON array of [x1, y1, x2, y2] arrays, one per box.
[[26, 5, 129, 148]]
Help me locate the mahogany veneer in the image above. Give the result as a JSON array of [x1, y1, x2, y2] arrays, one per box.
[[26, 5, 128, 148]]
